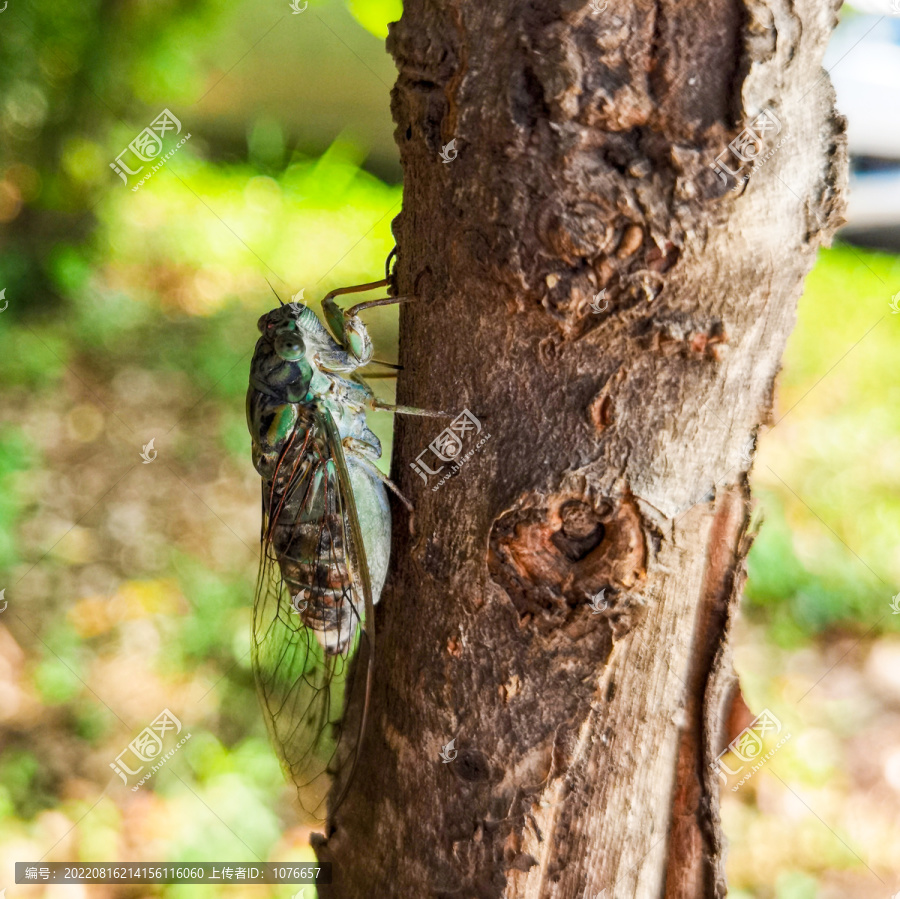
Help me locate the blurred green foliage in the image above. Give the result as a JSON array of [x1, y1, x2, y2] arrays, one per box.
[[0, 429, 34, 568], [745, 245, 900, 645], [1, 2, 401, 892], [345, 0, 403, 37]]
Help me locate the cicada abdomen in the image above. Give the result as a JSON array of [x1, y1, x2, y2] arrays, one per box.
[[264, 417, 356, 651]]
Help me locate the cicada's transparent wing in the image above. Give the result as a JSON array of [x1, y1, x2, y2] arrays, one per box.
[[251, 410, 374, 821]]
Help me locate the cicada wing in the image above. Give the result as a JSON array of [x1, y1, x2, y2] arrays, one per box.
[[251, 410, 374, 821], [317, 407, 376, 807]]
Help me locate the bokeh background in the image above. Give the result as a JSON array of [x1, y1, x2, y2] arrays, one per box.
[[1, 1, 899, 897]]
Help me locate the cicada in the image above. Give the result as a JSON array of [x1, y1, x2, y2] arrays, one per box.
[[247, 272, 424, 820]]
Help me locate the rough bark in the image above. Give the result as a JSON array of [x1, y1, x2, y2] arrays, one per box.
[[317, 0, 846, 897]]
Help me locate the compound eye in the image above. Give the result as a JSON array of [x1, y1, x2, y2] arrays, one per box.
[[274, 332, 306, 361], [257, 314, 269, 334]]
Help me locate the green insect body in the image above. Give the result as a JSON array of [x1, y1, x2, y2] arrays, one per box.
[[248, 302, 391, 644], [247, 290, 393, 816]]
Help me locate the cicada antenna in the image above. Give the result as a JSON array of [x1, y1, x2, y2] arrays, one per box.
[[265, 279, 285, 306]]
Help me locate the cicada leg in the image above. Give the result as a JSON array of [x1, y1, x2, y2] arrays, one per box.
[[323, 277, 391, 301], [321, 278, 415, 371], [344, 437, 414, 514], [320, 278, 388, 367], [371, 401, 454, 419]]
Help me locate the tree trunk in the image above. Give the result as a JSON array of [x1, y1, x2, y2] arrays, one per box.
[[317, 0, 846, 896]]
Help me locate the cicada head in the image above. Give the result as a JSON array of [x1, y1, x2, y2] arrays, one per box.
[[259, 302, 334, 364]]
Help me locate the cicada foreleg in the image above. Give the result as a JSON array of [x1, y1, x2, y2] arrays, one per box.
[[321, 279, 415, 372]]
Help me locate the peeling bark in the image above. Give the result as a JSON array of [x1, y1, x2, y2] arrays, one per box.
[[317, 0, 846, 896]]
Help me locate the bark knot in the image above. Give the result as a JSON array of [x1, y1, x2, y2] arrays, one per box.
[[488, 492, 646, 636]]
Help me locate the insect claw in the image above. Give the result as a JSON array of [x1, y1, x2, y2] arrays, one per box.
[[385, 245, 397, 283]]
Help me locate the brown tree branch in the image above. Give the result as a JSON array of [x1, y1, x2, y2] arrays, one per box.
[[317, 0, 846, 895]]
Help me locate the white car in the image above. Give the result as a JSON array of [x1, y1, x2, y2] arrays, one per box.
[[827, 7, 900, 247]]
